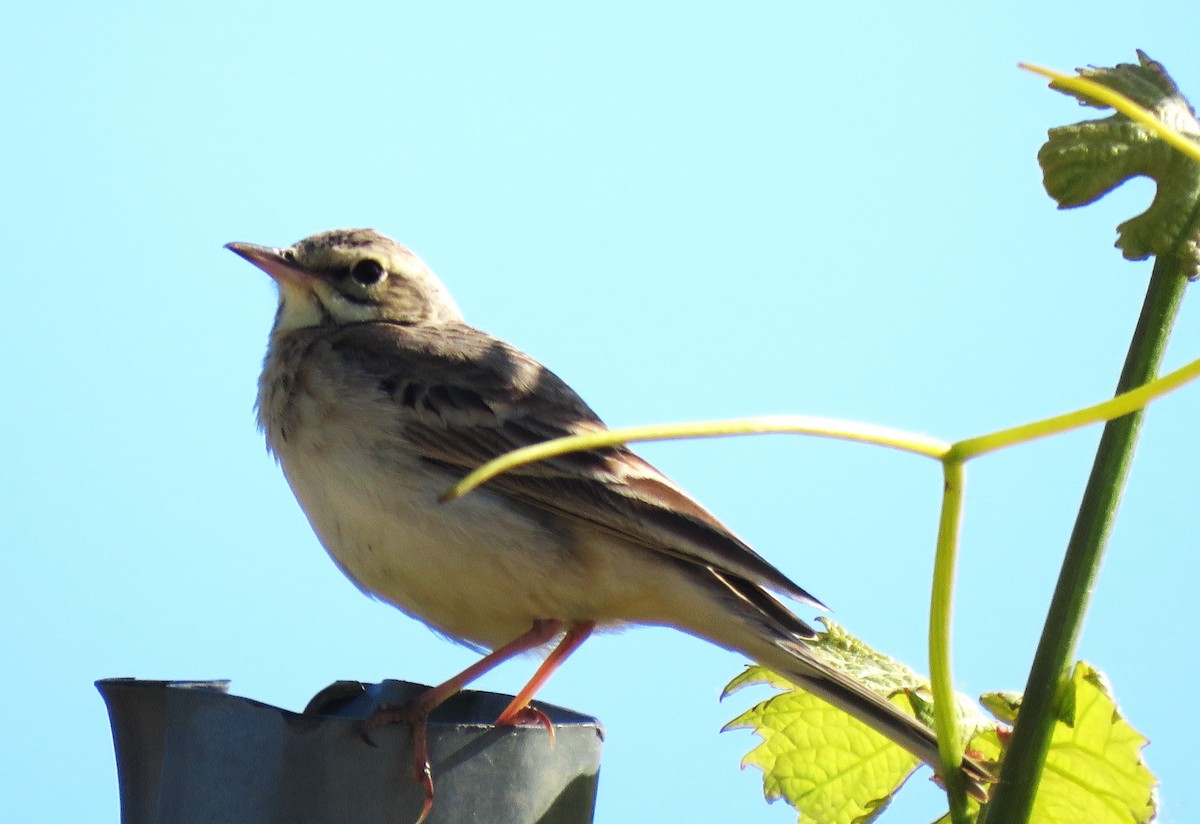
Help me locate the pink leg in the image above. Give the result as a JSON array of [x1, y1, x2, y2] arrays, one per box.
[[494, 620, 596, 727], [363, 619, 564, 824]]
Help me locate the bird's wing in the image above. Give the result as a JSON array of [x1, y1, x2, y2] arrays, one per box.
[[321, 321, 825, 610]]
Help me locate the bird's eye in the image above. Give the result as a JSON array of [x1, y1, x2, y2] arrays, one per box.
[[283, 249, 297, 262], [350, 258, 386, 286]]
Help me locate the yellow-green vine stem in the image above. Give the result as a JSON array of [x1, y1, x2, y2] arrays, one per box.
[[930, 457, 969, 823], [441, 416, 951, 501], [1021, 63, 1200, 167], [981, 252, 1190, 824], [951, 352, 1200, 460]]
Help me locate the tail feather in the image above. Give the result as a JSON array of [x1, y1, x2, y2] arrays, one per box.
[[674, 560, 989, 790], [753, 637, 990, 788]]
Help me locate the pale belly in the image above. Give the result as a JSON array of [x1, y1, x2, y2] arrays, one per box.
[[273, 438, 672, 650]]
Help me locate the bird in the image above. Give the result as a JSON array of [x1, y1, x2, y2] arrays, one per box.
[[227, 228, 986, 819]]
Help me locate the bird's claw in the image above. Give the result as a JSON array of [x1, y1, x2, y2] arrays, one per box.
[[495, 704, 556, 745], [360, 702, 437, 822], [414, 761, 435, 824], [358, 702, 411, 748]]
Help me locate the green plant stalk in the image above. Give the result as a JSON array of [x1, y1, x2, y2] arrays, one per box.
[[930, 457, 969, 824], [981, 253, 1190, 824]]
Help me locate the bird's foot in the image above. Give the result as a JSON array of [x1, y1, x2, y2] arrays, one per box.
[[495, 703, 556, 743], [361, 702, 436, 824]]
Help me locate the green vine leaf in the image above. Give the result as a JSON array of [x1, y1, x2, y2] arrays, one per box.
[[980, 662, 1157, 824], [1037, 50, 1200, 277], [723, 620, 994, 824]]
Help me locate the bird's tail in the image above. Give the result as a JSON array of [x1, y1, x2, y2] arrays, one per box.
[[741, 634, 990, 791]]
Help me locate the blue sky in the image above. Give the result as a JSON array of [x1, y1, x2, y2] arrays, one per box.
[[4, 2, 1198, 822]]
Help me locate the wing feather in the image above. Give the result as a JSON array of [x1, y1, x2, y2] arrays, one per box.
[[324, 320, 826, 610]]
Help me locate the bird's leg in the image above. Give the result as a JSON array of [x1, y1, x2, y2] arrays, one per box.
[[362, 619, 564, 824], [493, 620, 596, 737]]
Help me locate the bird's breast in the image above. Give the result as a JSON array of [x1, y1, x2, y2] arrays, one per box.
[[256, 335, 682, 649]]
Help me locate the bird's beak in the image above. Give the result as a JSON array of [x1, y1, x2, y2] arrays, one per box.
[[225, 242, 316, 290]]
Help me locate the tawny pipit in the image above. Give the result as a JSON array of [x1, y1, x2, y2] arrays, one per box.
[[229, 228, 983, 813]]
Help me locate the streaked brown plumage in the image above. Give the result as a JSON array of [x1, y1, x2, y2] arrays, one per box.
[[229, 228, 985, 818]]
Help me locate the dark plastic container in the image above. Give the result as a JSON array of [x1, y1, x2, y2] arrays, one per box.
[[96, 678, 603, 824]]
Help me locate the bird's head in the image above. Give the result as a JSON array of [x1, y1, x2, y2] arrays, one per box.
[[226, 228, 463, 334]]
